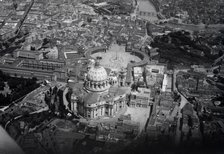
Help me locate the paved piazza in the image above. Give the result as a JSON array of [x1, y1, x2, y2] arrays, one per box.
[[91, 43, 142, 70], [124, 107, 151, 132]]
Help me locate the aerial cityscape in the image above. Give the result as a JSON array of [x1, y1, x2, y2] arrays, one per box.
[[0, 0, 224, 154]]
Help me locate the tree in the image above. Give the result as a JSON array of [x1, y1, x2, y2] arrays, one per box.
[[53, 86, 58, 95], [13, 2, 18, 10], [218, 50, 223, 57], [173, 91, 181, 102], [179, 117, 183, 131], [0, 81, 5, 90], [87, 17, 92, 23], [131, 83, 137, 91], [22, 110, 30, 117], [188, 116, 193, 128], [57, 89, 66, 117], [187, 128, 192, 140], [66, 88, 73, 110], [32, 77, 37, 82]]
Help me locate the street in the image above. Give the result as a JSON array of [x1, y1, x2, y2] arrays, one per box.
[[173, 69, 189, 144]]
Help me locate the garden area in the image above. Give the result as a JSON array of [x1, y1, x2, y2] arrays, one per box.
[[0, 70, 40, 106], [150, 30, 220, 68]]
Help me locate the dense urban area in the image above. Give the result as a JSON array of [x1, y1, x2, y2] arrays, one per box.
[[0, 0, 224, 154]]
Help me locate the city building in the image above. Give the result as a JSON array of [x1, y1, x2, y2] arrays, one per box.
[[0, 57, 67, 81], [76, 62, 129, 119], [133, 66, 143, 80], [136, 0, 158, 22], [129, 87, 153, 108], [145, 64, 166, 88], [13, 49, 43, 60]]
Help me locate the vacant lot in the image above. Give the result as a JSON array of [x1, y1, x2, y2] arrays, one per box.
[[124, 107, 151, 132]]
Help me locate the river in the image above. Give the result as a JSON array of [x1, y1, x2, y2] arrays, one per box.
[[161, 22, 224, 32]]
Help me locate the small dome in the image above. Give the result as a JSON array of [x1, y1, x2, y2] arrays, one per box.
[[87, 66, 108, 82]]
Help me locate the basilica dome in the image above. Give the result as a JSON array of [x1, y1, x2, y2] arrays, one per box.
[[87, 66, 108, 82], [85, 62, 110, 92]]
